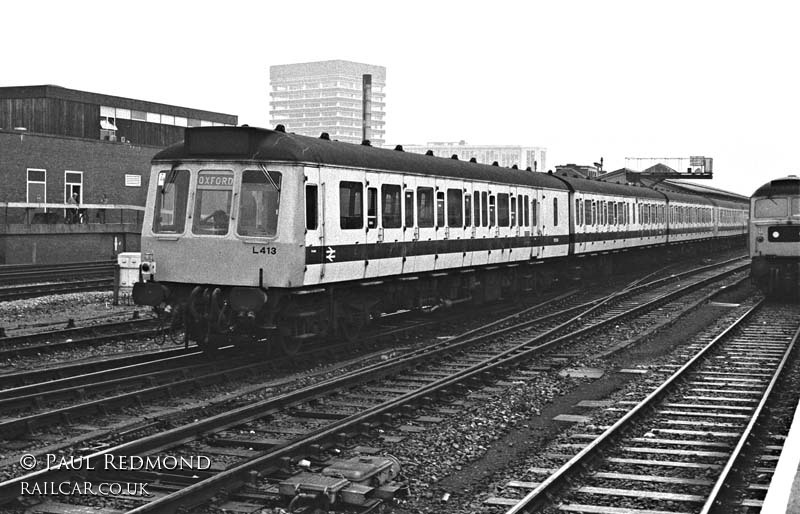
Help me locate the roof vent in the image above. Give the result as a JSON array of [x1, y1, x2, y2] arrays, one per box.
[[361, 139, 371, 146], [275, 124, 286, 133], [451, 154, 459, 160], [425, 150, 434, 156], [241, 124, 249, 127], [320, 132, 330, 140], [525, 166, 532, 171], [469, 157, 477, 163], [548, 170, 553, 175], [394, 145, 404, 151], [492, 161, 499, 166], [511, 164, 518, 169]]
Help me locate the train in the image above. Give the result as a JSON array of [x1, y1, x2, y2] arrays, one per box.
[[749, 175, 800, 296], [132, 126, 748, 352]]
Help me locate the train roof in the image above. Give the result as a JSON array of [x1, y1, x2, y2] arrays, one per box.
[[751, 175, 800, 197], [154, 126, 570, 191], [659, 189, 714, 206], [555, 175, 665, 200]]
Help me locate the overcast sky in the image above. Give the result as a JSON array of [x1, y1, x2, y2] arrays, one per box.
[[5, 0, 798, 196]]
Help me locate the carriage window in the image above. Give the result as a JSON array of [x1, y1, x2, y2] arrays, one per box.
[[238, 169, 282, 237], [510, 195, 517, 226], [367, 187, 378, 229], [153, 169, 190, 233], [531, 199, 538, 227], [418, 187, 434, 227], [474, 191, 481, 226], [518, 196, 524, 227], [436, 191, 445, 228], [381, 184, 401, 228], [754, 198, 788, 218], [447, 189, 463, 227], [553, 198, 559, 226], [791, 198, 800, 216], [305, 184, 318, 230], [340, 181, 363, 229], [523, 195, 530, 226], [489, 195, 496, 227], [404, 190, 414, 227], [193, 170, 234, 235], [481, 192, 488, 227], [585, 200, 593, 226], [497, 193, 509, 226], [576, 199, 582, 226], [464, 194, 472, 227]]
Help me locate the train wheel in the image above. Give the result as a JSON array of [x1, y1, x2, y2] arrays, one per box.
[[278, 332, 303, 356], [338, 306, 365, 342]]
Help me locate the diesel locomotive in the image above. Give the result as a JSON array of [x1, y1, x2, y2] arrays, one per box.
[[749, 175, 800, 296]]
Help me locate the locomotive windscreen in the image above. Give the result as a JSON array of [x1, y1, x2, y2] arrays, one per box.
[[186, 128, 251, 156]]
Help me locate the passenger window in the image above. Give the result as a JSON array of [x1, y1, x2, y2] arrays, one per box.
[[305, 184, 318, 230], [523, 195, 530, 227], [498, 193, 509, 226], [553, 198, 558, 226], [473, 191, 480, 226], [489, 195, 496, 226], [417, 187, 434, 227], [381, 184, 401, 228], [531, 199, 538, 227], [518, 196, 524, 226], [404, 190, 414, 227], [367, 187, 378, 229], [193, 170, 234, 236], [464, 194, 472, 227], [153, 169, 190, 234], [339, 181, 363, 229], [510, 195, 517, 226], [436, 191, 445, 228], [481, 192, 488, 227], [447, 188, 463, 227]]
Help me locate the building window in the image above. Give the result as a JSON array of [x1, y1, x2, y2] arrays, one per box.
[[131, 110, 146, 121], [27, 168, 46, 204], [65, 170, 83, 204]]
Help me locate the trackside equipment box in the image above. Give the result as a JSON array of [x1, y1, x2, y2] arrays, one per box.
[[117, 252, 142, 290]]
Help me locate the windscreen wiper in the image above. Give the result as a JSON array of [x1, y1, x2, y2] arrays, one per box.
[[259, 164, 281, 192]]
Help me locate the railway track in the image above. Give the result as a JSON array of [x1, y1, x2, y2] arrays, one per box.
[[0, 260, 116, 286], [0, 317, 160, 360], [0, 257, 750, 513], [0, 278, 114, 302], [494, 300, 800, 514]]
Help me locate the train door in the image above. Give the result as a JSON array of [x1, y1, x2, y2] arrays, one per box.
[[415, 178, 437, 272], [400, 175, 418, 275], [529, 189, 543, 259], [303, 166, 324, 285], [323, 167, 368, 282], [437, 178, 463, 271], [462, 182, 475, 268]]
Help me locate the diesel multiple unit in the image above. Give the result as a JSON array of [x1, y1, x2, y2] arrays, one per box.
[[133, 126, 748, 352]]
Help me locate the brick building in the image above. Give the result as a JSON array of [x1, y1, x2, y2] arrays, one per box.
[[0, 85, 237, 264], [0, 85, 236, 206]]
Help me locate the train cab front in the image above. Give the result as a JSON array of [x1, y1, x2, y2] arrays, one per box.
[[135, 159, 304, 350]]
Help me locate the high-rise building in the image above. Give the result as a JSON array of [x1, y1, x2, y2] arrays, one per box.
[[403, 141, 546, 173], [269, 60, 386, 146]]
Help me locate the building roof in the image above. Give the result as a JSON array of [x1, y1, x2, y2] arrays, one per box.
[[0, 85, 236, 123], [270, 60, 386, 81]]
